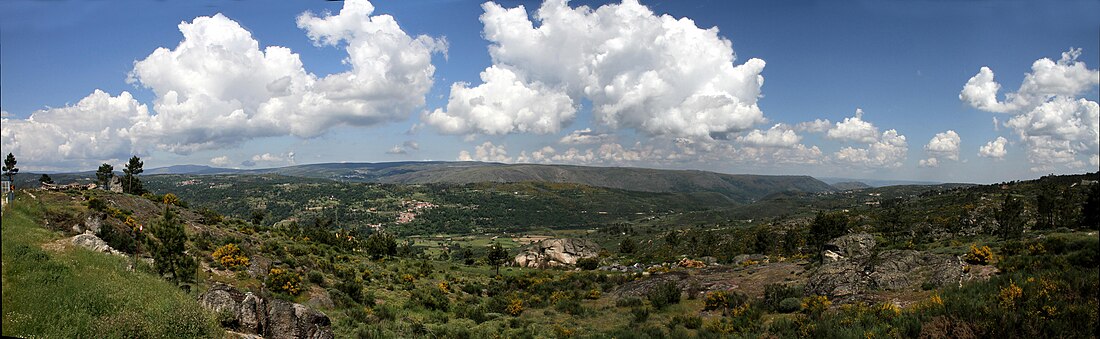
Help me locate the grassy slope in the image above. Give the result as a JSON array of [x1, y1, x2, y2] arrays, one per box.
[[1, 193, 220, 338]]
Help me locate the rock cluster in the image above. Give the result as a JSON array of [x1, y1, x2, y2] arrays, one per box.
[[199, 283, 333, 339], [514, 238, 601, 268], [70, 231, 125, 257], [808, 233, 965, 301]]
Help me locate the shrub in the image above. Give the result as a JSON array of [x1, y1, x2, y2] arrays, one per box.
[[616, 297, 644, 308], [410, 284, 450, 311], [211, 243, 250, 270], [267, 268, 302, 296], [670, 314, 702, 329], [307, 271, 325, 286], [631, 307, 650, 323], [646, 281, 681, 309], [87, 197, 108, 211], [777, 297, 802, 313], [704, 290, 748, 312], [576, 257, 600, 270], [801, 295, 831, 319], [763, 284, 803, 312], [966, 244, 995, 265], [505, 298, 524, 316]]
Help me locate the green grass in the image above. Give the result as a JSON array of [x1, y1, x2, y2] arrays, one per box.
[[2, 193, 221, 338]]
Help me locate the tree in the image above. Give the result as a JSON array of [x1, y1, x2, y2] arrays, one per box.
[[364, 231, 397, 260], [618, 238, 637, 254], [878, 198, 906, 243], [1082, 184, 1100, 230], [996, 194, 1025, 240], [486, 242, 509, 276], [38, 174, 54, 185], [249, 209, 266, 226], [1035, 184, 1056, 230], [96, 163, 114, 190], [149, 209, 197, 285], [809, 211, 849, 261], [122, 156, 144, 194], [2, 153, 17, 182]]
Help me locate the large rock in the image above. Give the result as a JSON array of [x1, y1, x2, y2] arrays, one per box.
[[514, 238, 600, 268], [808, 235, 964, 301], [70, 231, 125, 256], [267, 299, 332, 339], [199, 283, 332, 339], [824, 233, 876, 260]]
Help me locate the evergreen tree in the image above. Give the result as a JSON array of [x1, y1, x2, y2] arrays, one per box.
[[1035, 184, 1056, 229], [486, 242, 509, 276], [96, 163, 114, 190], [1083, 183, 1100, 230], [150, 209, 197, 284], [809, 211, 849, 261], [364, 231, 397, 259], [618, 238, 637, 254], [2, 153, 17, 182], [996, 194, 1025, 240], [38, 174, 53, 185], [122, 156, 144, 194]]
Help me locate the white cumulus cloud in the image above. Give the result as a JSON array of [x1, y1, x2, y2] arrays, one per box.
[[979, 136, 1008, 159], [826, 109, 879, 143], [0, 90, 150, 168], [736, 124, 802, 148], [431, 0, 767, 139], [210, 155, 233, 167], [457, 141, 512, 163], [424, 66, 575, 135], [960, 49, 1100, 171], [558, 128, 615, 145], [920, 130, 961, 167], [833, 129, 909, 168]]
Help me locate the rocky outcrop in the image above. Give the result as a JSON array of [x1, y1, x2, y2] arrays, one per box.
[[808, 234, 965, 301], [71, 231, 125, 256], [199, 283, 333, 339], [72, 215, 104, 234], [824, 233, 876, 260], [514, 238, 601, 268]]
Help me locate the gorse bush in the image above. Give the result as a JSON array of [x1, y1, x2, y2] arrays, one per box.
[[211, 243, 250, 269], [965, 244, 995, 265], [267, 268, 302, 296]]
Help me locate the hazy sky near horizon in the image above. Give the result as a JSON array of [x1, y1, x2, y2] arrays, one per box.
[[1, 0, 1097, 183]]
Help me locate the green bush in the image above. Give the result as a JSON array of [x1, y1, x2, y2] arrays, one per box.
[[410, 284, 450, 311], [616, 296, 644, 308], [763, 283, 802, 312], [646, 281, 682, 309], [777, 297, 802, 313], [631, 307, 650, 323], [576, 257, 600, 270]]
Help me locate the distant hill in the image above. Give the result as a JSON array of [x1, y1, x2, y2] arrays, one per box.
[[18, 161, 837, 204], [817, 177, 943, 187], [144, 165, 237, 175], [831, 181, 872, 191]]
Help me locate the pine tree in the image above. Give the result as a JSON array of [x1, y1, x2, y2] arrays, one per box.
[[486, 242, 509, 276], [149, 208, 196, 285], [2, 153, 17, 182], [38, 174, 53, 185], [996, 194, 1025, 240], [96, 163, 114, 190], [122, 156, 144, 194]]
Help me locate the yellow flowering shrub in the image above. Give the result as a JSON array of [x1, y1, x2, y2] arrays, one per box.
[[998, 282, 1022, 308], [268, 268, 302, 296], [506, 298, 524, 316], [965, 244, 995, 265], [211, 243, 250, 269]]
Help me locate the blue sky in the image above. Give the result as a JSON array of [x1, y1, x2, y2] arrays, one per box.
[[1, 0, 1098, 183]]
